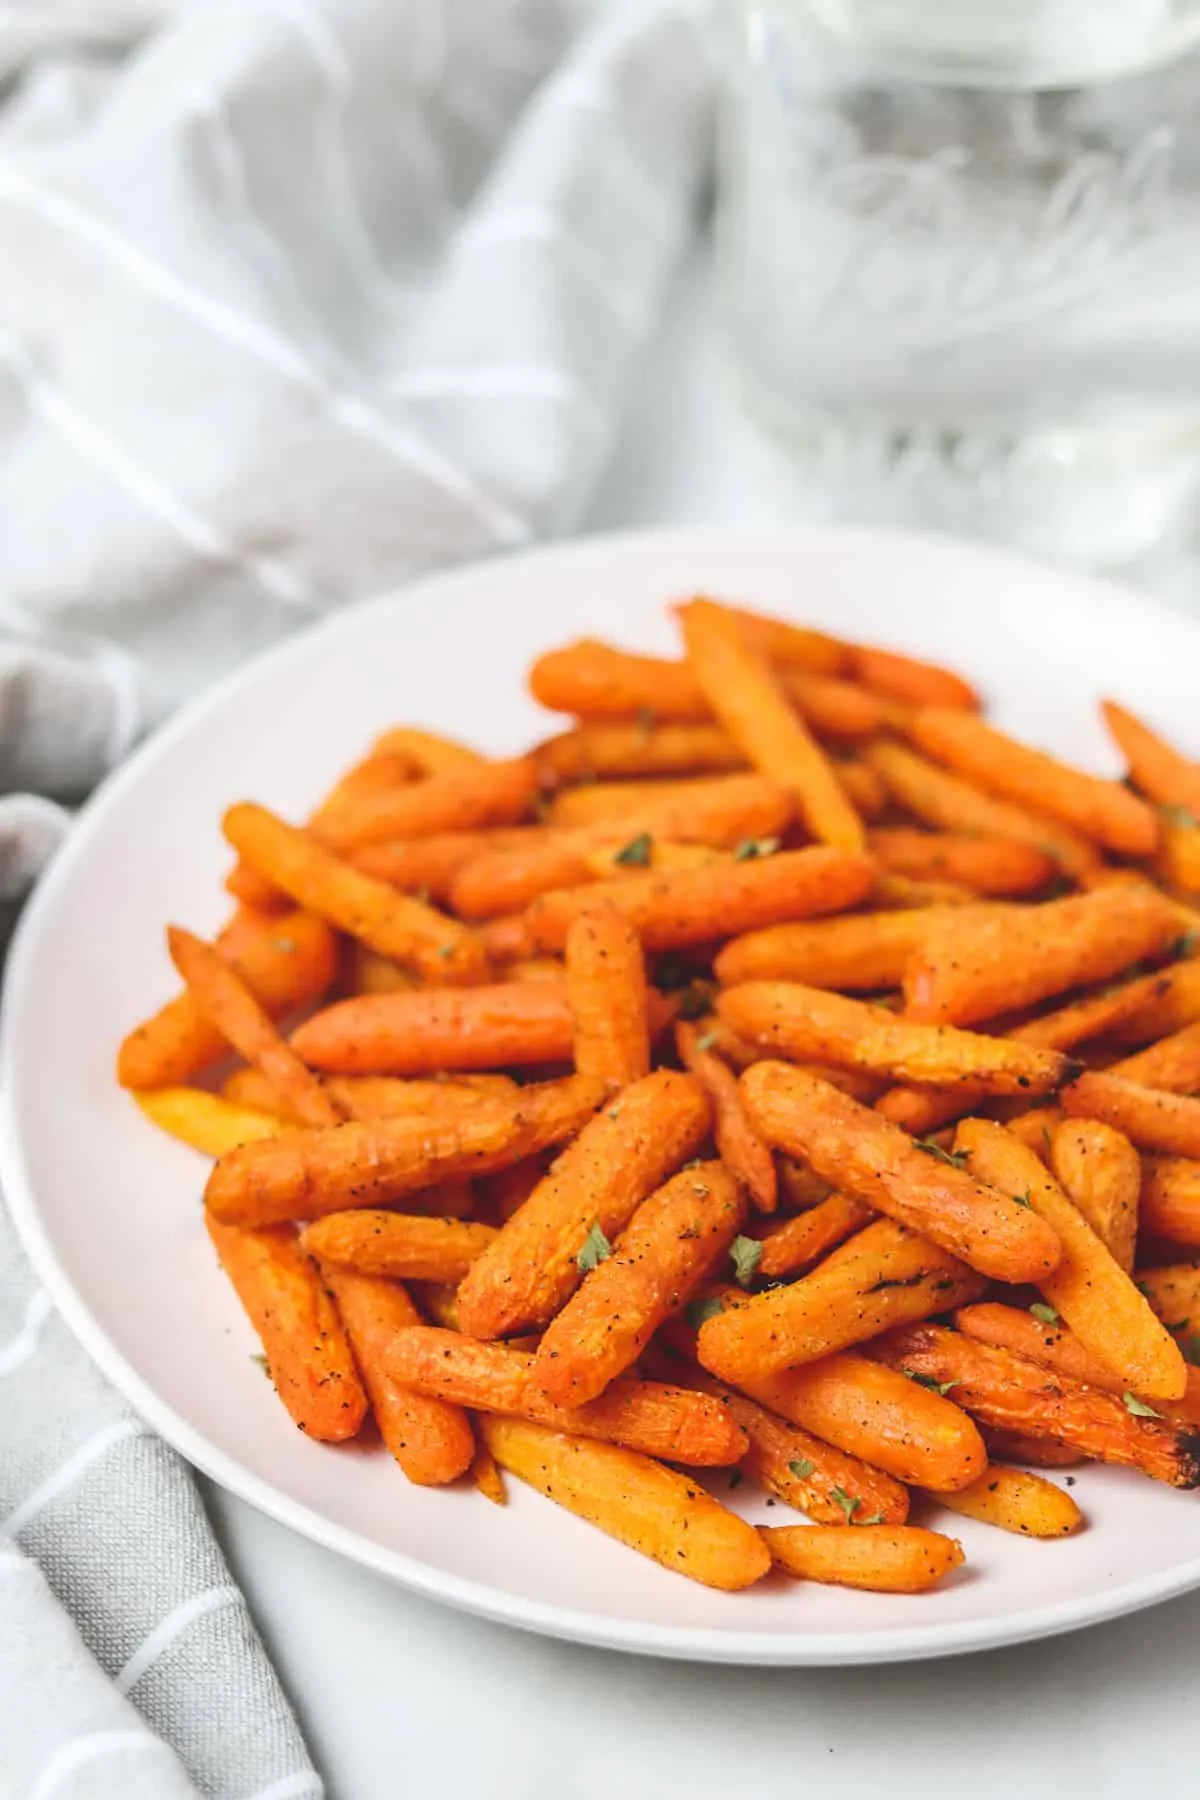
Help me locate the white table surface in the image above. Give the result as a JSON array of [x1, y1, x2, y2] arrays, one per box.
[[202, 250, 1200, 1800]]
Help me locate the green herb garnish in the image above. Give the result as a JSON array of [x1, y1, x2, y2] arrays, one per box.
[[903, 1369, 960, 1397], [788, 1458, 815, 1481], [1029, 1302, 1060, 1325], [686, 1295, 725, 1330], [914, 1138, 967, 1170], [729, 1235, 763, 1288], [576, 1221, 613, 1274], [1160, 803, 1199, 829], [613, 832, 653, 867], [695, 1031, 719, 1053], [830, 1487, 862, 1523], [732, 836, 780, 862], [1123, 1391, 1162, 1418]]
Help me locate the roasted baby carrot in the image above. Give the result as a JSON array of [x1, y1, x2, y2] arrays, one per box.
[[535, 721, 745, 786], [206, 1212, 368, 1441], [522, 847, 876, 955], [674, 1367, 909, 1524], [903, 885, 1179, 1027], [679, 598, 864, 851], [676, 1020, 777, 1212], [370, 726, 485, 774], [223, 804, 488, 985], [532, 1161, 746, 1405], [543, 772, 792, 842], [714, 908, 961, 992], [718, 981, 1076, 1094], [1156, 818, 1200, 894], [697, 1218, 982, 1379], [872, 1323, 1200, 1488], [455, 1069, 709, 1338], [1102, 958, 1200, 1049], [1050, 1119, 1141, 1271], [319, 1268, 474, 1484], [302, 1211, 497, 1282], [780, 668, 896, 740], [564, 901, 650, 1090], [166, 925, 341, 1129], [478, 1416, 770, 1590], [740, 1062, 1062, 1284], [863, 739, 1100, 876], [135, 1088, 284, 1157], [530, 639, 710, 721], [739, 1350, 987, 1491], [387, 1331, 747, 1466], [1140, 1156, 1200, 1246], [954, 1301, 1200, 1428], [314, 756, 538, 852], [833, 758, 888, 821], [1062, 1070, 1200, 1159], [291, 981, 575, 1074], [763, 1524, 965, 1593], [204, 1075, 605, 1226], [1101, 699, 1200, 818], [934, 1464, 1081, 1538], [117, 909, 338, 1089], [755, 1192, 874, 1279], [223, 1068, 516, 1124], [1137, 1263, 1200, 1329], [850, 641, 980, 711], [910, 707, 1159, 857], [349, 828, 535, 901], [1109, 1019, 1200, 1094], [724, 604, 847, 676], [867, 829, 1054, 897], [956, 1118, 1184, 1399]]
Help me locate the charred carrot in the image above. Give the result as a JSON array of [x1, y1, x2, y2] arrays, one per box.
[[872, 1323, 1200, 1488]]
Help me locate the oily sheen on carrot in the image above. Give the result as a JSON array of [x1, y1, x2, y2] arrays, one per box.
[[478, 1416, 770, 1591], [740, 1062, 1061, 1284], [206, 1213, 367, 1441], [204, 1075, 605, 1226], [455, 1069, 710, 1339], [532, 1161, 746, 1406], [521, 847, 876, 954], [319, 1269, 474, 1484]]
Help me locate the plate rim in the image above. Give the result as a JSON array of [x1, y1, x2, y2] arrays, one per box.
[[7, 520, 1200, 1667]]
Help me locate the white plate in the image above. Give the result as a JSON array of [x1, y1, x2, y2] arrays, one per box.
[[5, 525, 1200, 1666]]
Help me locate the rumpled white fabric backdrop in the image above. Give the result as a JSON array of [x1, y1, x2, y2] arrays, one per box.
[[0, 3, 713, 1795]]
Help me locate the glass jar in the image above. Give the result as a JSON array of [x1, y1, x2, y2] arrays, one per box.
[[716, 0, 1200, 565]]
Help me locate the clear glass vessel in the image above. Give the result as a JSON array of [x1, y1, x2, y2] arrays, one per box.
[[716, 0, 1200, 564]]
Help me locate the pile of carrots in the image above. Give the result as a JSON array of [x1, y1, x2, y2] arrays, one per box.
[[118, 595, 1200, 1598]]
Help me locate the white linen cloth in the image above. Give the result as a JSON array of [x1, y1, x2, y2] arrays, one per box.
[[0, 2, 713, 1794]]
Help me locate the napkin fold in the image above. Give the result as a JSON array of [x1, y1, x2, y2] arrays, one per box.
[[0, 1, 713, 1793]]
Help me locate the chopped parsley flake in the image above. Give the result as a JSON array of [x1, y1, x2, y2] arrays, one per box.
[[686, 1295, 725, 1329], [729, 1235, 763, 1288], [1122, 1391, 1162, 1418], [1029, 1302, 1060, 1325], [613, 832, 653, 867], [576, 1221, 613, 1274]]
